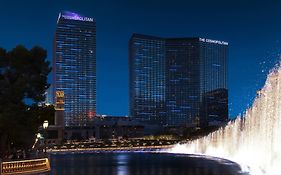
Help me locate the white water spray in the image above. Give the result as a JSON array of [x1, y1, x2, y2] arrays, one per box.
[[168, 65, 281, 175]]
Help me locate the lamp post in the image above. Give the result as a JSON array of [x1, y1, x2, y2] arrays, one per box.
[[43, 120, 49, 154]]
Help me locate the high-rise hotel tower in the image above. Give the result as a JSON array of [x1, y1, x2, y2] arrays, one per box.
[[129, 34, 166, 125], [129, 34, 228, 127], [53, 11, 96, 127]]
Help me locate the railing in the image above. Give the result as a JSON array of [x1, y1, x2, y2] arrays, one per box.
[[0, 158, 50, 175]]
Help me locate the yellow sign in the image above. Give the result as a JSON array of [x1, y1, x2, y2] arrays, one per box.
[[56, 91, 64, 98]]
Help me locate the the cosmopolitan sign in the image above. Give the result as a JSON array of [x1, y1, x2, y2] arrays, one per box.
[[199, 38, 228, 45], [61, 14, 94, 22]]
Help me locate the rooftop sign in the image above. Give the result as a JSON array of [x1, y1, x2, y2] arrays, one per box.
[[199, 38, 228, 45], [59, 11, 94, 22]]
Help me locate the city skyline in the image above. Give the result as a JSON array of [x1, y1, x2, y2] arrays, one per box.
[[0, 2, 281, 174], [0, 0, 280, 118]]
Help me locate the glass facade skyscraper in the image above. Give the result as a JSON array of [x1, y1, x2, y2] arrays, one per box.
[[129, 34, 166, 125], [165, 38, 201, 126], [53, 11, 96, 127], [129, 34, 228, 127], [199, 38, 228, 126]]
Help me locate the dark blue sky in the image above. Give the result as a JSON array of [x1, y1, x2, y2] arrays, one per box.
[[0, 0, 280, 118]]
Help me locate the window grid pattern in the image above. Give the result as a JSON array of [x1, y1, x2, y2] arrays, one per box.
[[129, 34, 228, 127], [166, 39, 200, 126], [53, 13, 96, 127], [129, 34, 166, 124], [199, 41, 228, 125]]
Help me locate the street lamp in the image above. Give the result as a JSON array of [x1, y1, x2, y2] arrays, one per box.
[[42, 120, 49, 154], [32, 133, 42, 149], [43, 120, 49, 129]]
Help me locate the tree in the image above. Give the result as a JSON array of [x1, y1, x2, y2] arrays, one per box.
[[0, 45, 52, 158]]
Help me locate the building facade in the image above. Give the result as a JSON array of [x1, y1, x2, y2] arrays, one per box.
[[199, 38, 228, 125], [129, 34, 228, 127], [165, 38, 201, 126], [64, 116, 144, 140], [53, 11, 96, 127], [44, 85, 53, 105], [129, 34, 166, 125]]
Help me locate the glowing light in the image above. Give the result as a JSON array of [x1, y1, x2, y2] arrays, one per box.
[[199, 37, 228, 45], [1, 158, 50, 174], [43, 120, 49, 129], [60, 11, 94, 22], [168, 64, 281, 175], [88, 111, 95, 119], [56, 91, 64, 98]]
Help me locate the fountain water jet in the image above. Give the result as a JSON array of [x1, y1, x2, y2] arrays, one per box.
[[168, 64, 281, 175]]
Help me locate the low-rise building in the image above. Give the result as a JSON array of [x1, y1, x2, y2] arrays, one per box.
[[64, 115, 144, 141]]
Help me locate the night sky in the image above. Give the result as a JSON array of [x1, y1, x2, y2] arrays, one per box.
[[0, 0, 280, 118]]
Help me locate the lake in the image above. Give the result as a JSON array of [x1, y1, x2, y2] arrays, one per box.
[[49, 152, 247, 175]]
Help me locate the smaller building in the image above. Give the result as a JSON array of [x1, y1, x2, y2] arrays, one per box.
[[44, 85, 53, 105], [39, 125, 64, 145], [201, 88, 228, 123], [64, 115, 145, 141], [38, 90, 65, 146]]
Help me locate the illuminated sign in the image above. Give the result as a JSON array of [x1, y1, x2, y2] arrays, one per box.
[[60, 12, 94, 22], [199, 38, 228, 45], [55, 91, 65, 110], [56, 91, 64, 98]]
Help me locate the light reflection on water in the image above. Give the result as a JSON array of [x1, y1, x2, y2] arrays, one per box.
[[115, 154, 129, 175], [49, 152, 246, 175]]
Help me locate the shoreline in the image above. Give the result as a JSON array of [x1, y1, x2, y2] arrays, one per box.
[[48, 145, 174, 154]]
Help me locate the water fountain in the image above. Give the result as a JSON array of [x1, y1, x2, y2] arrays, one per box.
[[168, 64, 281, 175]]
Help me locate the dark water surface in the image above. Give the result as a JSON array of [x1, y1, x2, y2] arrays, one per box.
[[49, 152, 246, 175]]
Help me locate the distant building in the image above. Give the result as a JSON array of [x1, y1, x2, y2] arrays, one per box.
[[64, 115, 144, 140], [201, 88, 228, 123], [53, 11, 96, 127], [44, 85, 53, 105], [129, 34, 228, 127]]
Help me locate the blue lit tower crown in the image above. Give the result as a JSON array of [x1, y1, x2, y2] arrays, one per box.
[[53, 11, 96, 127]]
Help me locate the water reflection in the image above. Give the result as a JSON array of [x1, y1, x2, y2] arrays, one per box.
[[115, 154, 129, 175], [50, 153, 245, 175]]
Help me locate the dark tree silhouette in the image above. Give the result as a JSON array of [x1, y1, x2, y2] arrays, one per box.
[[0, 45, 52, 158]]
